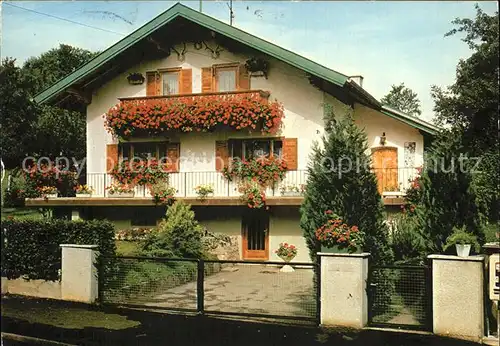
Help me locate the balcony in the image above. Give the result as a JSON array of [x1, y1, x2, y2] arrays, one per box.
[[25, 168, 419, 207], [105, 90, 283, 137]]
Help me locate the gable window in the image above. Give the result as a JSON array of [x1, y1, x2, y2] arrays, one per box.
[[215, 65, 237, 92], [162, 71, 180, 95], [229, 139, 283, 160]]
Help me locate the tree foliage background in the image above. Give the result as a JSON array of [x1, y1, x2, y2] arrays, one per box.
[[381, 83, 422, 117], [431, 5, 499, 223], [1, 44, 98, 168]]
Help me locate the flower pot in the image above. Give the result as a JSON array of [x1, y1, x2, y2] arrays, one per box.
[[76, 193, 92, 198], [109, 192, 135, 198], [279, 255, 295, 272], [321, 245, 361, 254], [44, 194, 58, 199], [282, 191, 302, 197], [456, 244, 471, 257]]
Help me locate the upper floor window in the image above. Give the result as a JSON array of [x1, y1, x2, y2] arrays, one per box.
[[162, 71, 179, 95], [216, 67, 237, 92], [229, 139, 282, 160]]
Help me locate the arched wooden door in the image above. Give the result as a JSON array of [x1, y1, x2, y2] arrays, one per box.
[[372, 147, 398, 194]]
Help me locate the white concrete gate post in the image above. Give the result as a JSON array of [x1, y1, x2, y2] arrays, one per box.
[[60, 244, 99, 303], [318, 252, 370, 328]]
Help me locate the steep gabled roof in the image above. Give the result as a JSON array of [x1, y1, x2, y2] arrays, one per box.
[[34, 2, 354, 104], [381, 105, 439, 135], [34, 2, 438, 135]]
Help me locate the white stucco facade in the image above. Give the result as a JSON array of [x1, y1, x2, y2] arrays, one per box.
[[84, 39, 428, 261]]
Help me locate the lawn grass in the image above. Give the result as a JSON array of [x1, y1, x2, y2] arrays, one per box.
[[1, 207, 43, 220], [115, 240, 141, 256], [1, 296, 139, 330]]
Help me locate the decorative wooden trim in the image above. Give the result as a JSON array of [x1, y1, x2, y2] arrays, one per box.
[[118, 89, 270, 101]]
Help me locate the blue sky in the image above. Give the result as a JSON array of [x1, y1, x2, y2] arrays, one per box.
[[2, 1, 498, 121]]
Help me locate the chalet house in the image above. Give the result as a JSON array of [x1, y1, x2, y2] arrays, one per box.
[[28, 3, 438, 262]]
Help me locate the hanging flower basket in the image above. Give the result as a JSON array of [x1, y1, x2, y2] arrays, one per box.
[[127, 72, 145, 85]]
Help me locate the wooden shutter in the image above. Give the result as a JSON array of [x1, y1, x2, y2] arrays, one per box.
[[201, 67, 213, 93], [180, 69, 192, 94], [238, 64, 250, 90], [146, 72, 160, 96], [106, 144, 118, 173], [215, 140, 229, 171], [282, 138, 298, 170], [166, 143, 180, 172]]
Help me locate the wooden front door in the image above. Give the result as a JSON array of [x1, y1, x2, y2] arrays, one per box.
[[372, 147, 398, 194], [242, 210, 269, 260]]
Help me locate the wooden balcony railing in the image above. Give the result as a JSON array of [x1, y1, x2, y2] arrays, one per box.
[[118, 90, 271, 105]]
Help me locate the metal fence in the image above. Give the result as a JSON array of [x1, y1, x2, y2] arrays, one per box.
[[99, 256, 318, 323], [368, 265, 432, 331]]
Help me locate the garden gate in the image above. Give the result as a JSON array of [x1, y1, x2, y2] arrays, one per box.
[[367, 264, 432, 331], [99, 256, 319, 325]]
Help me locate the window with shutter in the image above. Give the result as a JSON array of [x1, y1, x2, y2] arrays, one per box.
[[180, 69, 192, 94], [162, 71, 180, 95], [201, 67, 213, 93], [166, 143, 180, 172], [146, 72, 159, 96], [238, 64, 250, 90], [215, 140, 229, 171], [282, 138, 298, 170], [106, 144, 118, 172]]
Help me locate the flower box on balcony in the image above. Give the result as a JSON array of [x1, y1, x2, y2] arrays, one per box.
[[108, 191, 135, 198], [106, 90, 284, 138], [43, 194, 58, 199], [282, 191, 302, 197], [383, 191, 404, 197], [76, 193, 92, 198]]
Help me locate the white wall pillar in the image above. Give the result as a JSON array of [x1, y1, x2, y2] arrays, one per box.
[[60, 244, 98, 303], [429, 254, 485, 341], [318, 252, 370, 328]]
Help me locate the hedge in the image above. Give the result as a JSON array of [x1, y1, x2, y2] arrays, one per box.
[[1, 219, 116, 281]]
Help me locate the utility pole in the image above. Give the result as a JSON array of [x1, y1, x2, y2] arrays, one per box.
[[227, 0, 234, 26]]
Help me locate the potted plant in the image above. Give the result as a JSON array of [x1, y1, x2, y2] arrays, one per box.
[[127, 72, 145, 85], [383, 183, 402, 197], [274, 242, 297, 272], [245, 57, 269, 78], [279, 184, 304, 197], [238, 179, 266, 209], [106, 182, 135, 198], [443, 226, 480, 257], [38, 186, 58, 198], [194, 184, 214, 200], [75, 184, 94, 198], [315, 211, 364, 254], [149, 181, 177, 206]]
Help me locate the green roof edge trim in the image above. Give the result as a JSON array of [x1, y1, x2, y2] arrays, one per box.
[[381, 105, 439, 135], [34, 3, 350, 104]]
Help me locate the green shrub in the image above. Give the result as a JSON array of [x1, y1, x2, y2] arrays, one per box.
[[1, 219, 116, 280], [141, 201, 205, 259], [389, 213, 427, 265]]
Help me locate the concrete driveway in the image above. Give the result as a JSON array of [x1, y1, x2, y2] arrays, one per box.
[[144, 264, 316, 318]]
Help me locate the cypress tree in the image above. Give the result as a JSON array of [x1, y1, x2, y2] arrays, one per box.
[[300, 109, 393, 264]]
